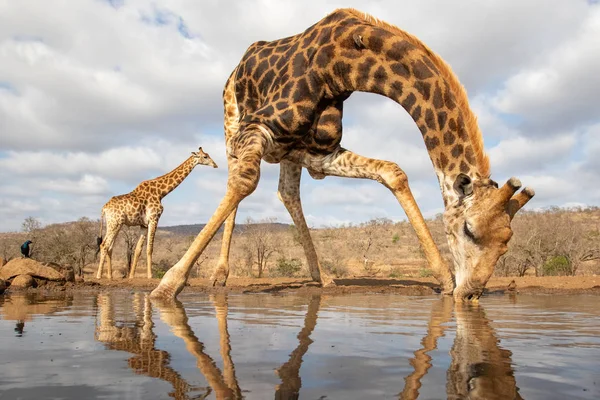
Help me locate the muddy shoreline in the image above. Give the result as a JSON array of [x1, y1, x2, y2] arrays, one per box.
[[4, 275, 600, 297]]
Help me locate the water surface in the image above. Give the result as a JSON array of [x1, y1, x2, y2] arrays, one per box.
[[0, 291, 598, 399]]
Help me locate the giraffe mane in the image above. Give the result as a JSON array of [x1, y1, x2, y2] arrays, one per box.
[[340, 8, 491, 178]]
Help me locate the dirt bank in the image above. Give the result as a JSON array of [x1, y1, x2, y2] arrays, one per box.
[[26, 275, 595, 297]]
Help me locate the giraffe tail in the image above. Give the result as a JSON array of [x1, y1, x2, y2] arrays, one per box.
[[96, 210, 104, 255]]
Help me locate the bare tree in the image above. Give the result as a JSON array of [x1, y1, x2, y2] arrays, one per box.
[[358, 219, 388, 275], [71, 217, 97, 276], [242, 217, 279, 278]]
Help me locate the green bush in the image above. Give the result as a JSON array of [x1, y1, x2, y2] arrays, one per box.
[[419, 268, 434, 278], [273, 257, 303, 277], [543, 255, 571, 276], [388, 267, 405, 278], [152, 259, 171, 279], [392, 233, 400, 244]]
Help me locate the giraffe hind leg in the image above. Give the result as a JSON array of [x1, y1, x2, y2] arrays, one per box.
[[96, 222, 121, 279], [129, 229, 146, 279], [146, 220, 158, 279], [210, 207, 237, 287], [278, 161, 332, 286], [302, 147, 455, 294]]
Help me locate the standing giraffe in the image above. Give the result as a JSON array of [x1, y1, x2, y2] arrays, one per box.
[[95, 147, 217, 280], [152, 8, 534, 301]]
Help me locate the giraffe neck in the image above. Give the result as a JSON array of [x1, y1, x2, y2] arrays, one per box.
[[145, 156, 197, 199], [323, 10, 490, 206]]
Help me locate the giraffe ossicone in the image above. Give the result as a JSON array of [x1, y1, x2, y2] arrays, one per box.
[[151, 8, 534, 301], [95, 147, 218, 280]]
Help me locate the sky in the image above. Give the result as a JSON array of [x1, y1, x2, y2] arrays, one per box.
[[1, 0, 599, 232]]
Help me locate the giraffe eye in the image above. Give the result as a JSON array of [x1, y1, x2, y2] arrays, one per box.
[[463, 222, 477, 241]]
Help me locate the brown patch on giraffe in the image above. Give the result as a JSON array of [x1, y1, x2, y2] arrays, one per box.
[[432, 83, 443, 109], [292, 78, 311, 103], [357, 56, 377, 82], [389, 62, 410, 79], [443, 131, 455, 146], [332, 60, 352, 82], [425, 108, 436, 130], [401, 93, 417, 111], [414, 81, 431, 100], [367, 35, 384, 52], [451, 144, 464, 158], [465, 145, 475, 165], [460, 161, 470, 174], [425, 136, 440, 151], [411, 105, 422, 121], [386, 40, 416, 60], [389, 81, 403, 97], [437, 111, 447, 130], [443, 82, 456, 110], [256, 105, 275, 117], [448, 117, 457, 131], [439, 152, 449, 169], [315, 44, 336, 68], [412, 60, 434, 80], [373, 65, 388, 83]]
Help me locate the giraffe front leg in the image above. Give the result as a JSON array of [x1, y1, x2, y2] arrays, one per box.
[[146, 220, 158, 279], [129, 231, 146, 279], [305, 148, 455, 295], [150, 128, 266, 300], [278, 161, 332, 286], [96, 250, 105, 279], [210, 208, 237, 287], [106, 245, 114, 280]]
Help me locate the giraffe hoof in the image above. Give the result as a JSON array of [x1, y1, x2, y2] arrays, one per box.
[[320, 275, 336, 287]]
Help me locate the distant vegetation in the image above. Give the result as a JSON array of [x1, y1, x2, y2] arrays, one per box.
[[1, 207, 599, 280]]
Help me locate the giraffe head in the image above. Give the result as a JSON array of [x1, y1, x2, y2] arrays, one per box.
[[191, 147, 218, 168], [444, 175, 534, 302]]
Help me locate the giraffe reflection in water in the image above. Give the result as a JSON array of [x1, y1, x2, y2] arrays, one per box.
[[95, 292, 321, 399], [95, 293, 521, 399], [400, 297, 522, 400], [95, 293, 203, 399]]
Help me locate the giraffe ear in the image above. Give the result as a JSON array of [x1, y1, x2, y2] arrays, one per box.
[[453, 173, 473, 198]]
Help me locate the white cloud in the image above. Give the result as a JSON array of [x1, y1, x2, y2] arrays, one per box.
[[488, 134, 577, 174], [0, 0, 598, 232], [40, 175, 111, 195], [491, 6, 600, 133]]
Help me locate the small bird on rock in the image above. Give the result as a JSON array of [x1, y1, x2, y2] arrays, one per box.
[[20, 240, 33, 258]]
